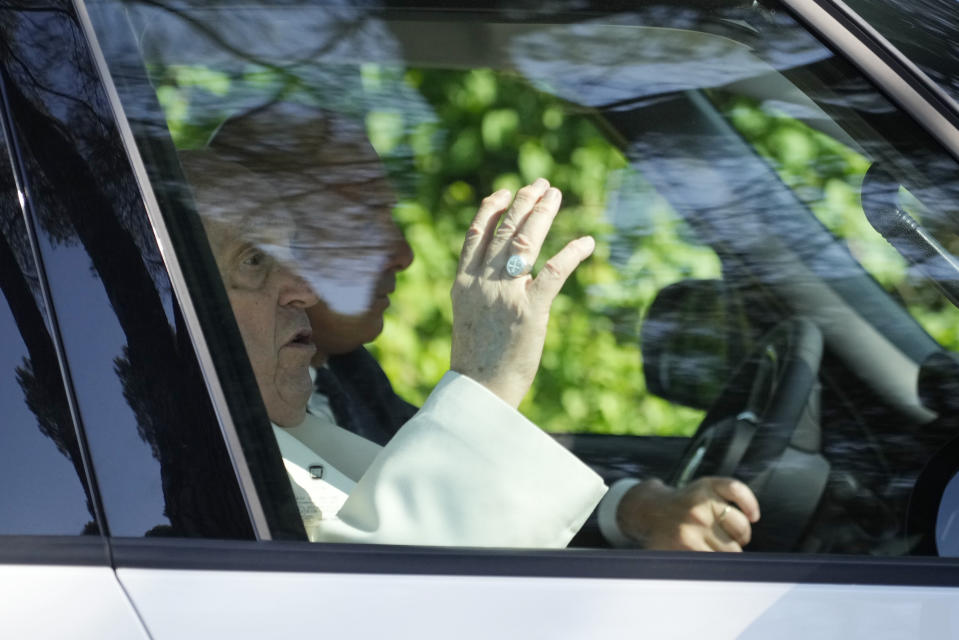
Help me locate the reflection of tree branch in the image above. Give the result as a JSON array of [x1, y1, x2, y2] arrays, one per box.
[[4, 45, 103, 125], [139, 0, 366, 86], [0, 4, 73, 17], [0, 1, 256, 538], [0, 209, 95, 528], [3, 74, 233, 538], [0, 13, 104, 165], [0, 236, 54, 398]]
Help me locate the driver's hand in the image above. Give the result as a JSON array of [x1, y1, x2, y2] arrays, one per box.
[[616, 477, 760, 552]]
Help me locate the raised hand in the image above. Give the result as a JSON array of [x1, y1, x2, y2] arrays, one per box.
[[450, 179, 595, 408]]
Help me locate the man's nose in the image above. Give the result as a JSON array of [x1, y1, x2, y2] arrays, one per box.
[[384, 219, 414, 272], [276, 266, 319, 308]]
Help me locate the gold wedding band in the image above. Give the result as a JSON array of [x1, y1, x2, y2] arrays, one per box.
[[717, 504, 732, 523]]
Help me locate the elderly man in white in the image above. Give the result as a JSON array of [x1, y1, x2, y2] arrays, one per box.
[[191, 150, 760, 549]]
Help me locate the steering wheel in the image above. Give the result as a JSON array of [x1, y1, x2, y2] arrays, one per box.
[[668, 316, 829, 551]]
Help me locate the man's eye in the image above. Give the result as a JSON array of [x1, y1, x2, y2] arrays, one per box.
[[242, 251, 267, 268], [230, 248, 272, 290]]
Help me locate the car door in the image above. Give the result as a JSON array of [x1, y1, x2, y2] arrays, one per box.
[[8, 0, 959, 637]]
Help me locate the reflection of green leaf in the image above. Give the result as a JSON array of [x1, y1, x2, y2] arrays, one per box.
[[492, 173, 522, 194], [156, 86, 187, 130], [542, 106, 564, 130], [171, 65, 231, 95], [771, 127, 816, 171], [462, 69, 497, 110], [518, 141, 554, 182], [449, 128, 482, 173], [445, 181, 475, 204], [153, 65, 236, 148], [481, 108, 519, 150], [367, 111, 405, 155]]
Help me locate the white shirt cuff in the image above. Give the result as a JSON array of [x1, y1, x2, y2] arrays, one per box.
[[598, 477, 642, 547]]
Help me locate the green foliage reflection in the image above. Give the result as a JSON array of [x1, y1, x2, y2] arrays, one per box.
[[366, 67, 714, 436]]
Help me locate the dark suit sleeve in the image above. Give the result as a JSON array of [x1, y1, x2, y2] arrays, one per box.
[[324, 347, 419, 446]]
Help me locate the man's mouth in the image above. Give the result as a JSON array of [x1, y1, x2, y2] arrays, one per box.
[[374, 274, 396, 299]]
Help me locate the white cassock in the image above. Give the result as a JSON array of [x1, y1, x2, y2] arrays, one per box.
[[273, 371, 608, 547]]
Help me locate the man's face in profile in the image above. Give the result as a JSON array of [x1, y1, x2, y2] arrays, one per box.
[[210, 105, 414, 361], [183, 151, 320, 427], [299, 146, 414, 359], [204, 218, 319, 428]]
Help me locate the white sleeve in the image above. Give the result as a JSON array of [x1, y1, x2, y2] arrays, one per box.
[[597, 477, 642, 547], [310, 371, 608, 548]]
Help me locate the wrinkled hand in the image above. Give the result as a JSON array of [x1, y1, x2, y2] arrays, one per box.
[[450, 179, 595, 408], [617, 477, 761, 552]]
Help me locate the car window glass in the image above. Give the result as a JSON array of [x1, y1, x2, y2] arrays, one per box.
[[714, 91, 959, 352], [88, 0, 959, 555], [0, 2, 254, 540], [0, 118, 98, 535]]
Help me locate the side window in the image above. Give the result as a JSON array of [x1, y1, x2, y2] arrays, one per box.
[[0, 2, 256, 540], [0, 121, 97, 535], [89, 0, 959, 557]]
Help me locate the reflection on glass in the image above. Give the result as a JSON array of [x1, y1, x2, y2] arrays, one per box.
[[0, 132, 97, 535], [2, 4, 250, 538], [133, 7, 722, 438], [203, 104, 411, 320], [842, 0, 959, 104]]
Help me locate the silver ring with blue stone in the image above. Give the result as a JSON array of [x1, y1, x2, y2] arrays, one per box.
[[505, 254, 530, 278]]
